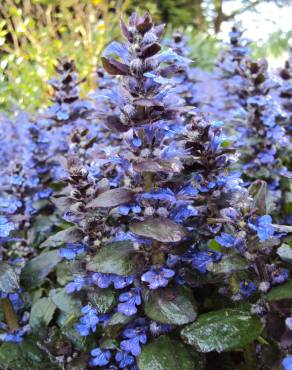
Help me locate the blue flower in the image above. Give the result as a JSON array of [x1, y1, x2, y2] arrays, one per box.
[[239, 280, 257, 297], [92, 272, 113, 288], [141, 267, 175, 289], [170, 204, 198, 223], [215, 233, 237, 248], [215, 233, 245, 252], [74, 306, 100, 336], [59, 243, 85, 260], [90, 348, 111, 367], [258, 148, 276, 164], [271, 268, 289, 285], [121, 327, 147, 356], [0, 216, 15, 238], [177, 184, 198, 197], [3, 330, 24, 343], [118, 288, 141, 317], [282, 356, 292, 370], [115, 350, 135, 368], [118, 204, 141, 216], [65, 276, 86, 293], [112, 275, 134, 289], [190, 250, 222, 273], [0, 197, 22, 214], [138, 188, 176, 205], [248, 215, 274, 241]]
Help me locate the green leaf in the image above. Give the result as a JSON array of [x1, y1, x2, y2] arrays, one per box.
[[144, 286, 197, 325], [86, 240, 142, 276], [0, 337, 60, 370], [138, 335, 205, 370], [0, 262, 19, 293], [56, 260, 83, 286], [61, 326, 95, 352], [277, 244, 292, 263], [181, 309, 263, 352], [105, 312, 132, 338], [248, 180, 272, 215], [86, 188, 134, 208], [88, 288, 116, 313], [66, 355, 90, 370], [40, 226, 83, 248], [21, 250, 62, 289], [207, 255, 248, 274], [130, 217, 187, 243], [266, 280, 292, 301], [29, 298, 56, 331], [49, 288, 82, 316]]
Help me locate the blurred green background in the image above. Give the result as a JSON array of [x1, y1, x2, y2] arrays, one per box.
[[0, 0, 291, 111]]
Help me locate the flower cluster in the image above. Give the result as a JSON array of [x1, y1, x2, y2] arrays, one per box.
[[0, 10, 291, 370]]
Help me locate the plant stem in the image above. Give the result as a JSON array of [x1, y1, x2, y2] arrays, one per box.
[[243, 343, 257, 370], [143, 172, 153, 192], [1, 297, 19, 332]]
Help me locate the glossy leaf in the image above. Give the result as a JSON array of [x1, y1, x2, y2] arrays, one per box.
[[49, 288, 82, 316], [266, 280, 292, 301], [130, 217, 187, 243], [21, 250, 62, 289], [138, 335, 205, 370], [86, 188, 134, 208], [144, 286, 197, 325], [40, 227, 83, 248], [101, 57, 131, 76], [181, 309, 263, 352], [248, 180, 270, 215], [0, 338, 60, 370], [207, 255, 248, 274], [0, 262, 19, 293], [133, 160, 175, 174], [277, 244, 292, 263], [29, 298, 56, 331], [87, 288, 116, 314], [86, 240, 142, 276]]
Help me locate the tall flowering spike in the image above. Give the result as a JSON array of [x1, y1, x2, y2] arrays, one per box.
[[234, 57, 288, 198], [215, 25, 251, 122], [50, 58, 81, 105], [166, 31, 199, 106], [47, 57, 92, 128], [101, 12, 189, 132], [278, 49, 292, 135]]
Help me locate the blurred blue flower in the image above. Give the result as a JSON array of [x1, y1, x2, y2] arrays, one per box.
[[239, 280, 257, 297], [121, 327, 147, 356], [0, 216, 15, 238], [115, 350, 135, 368], [282, 356, 292, 370], [118, 288, 141, 316], [190, 250, 222, 273], [59, 243, 85, 260], [271, 268, 289, 285], [90, 348, 111, 367], [248, 215, 274, 241], [141, 267, 175, 289], [65, 276, 86, 293]]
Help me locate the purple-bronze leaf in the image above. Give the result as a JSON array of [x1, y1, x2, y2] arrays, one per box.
[[86, 188, 134, 208], [101, 57, 131, 76], [130, 217, 187, 243]]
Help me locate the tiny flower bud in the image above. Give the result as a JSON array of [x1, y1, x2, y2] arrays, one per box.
[[285, 317, 292, 331], [144, 206, 155, 216]]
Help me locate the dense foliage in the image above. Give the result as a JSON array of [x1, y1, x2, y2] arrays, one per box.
[[0, 10, 291, 370]]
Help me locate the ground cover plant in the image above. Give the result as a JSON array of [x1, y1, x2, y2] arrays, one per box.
[[0, 10, 291, 370]]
